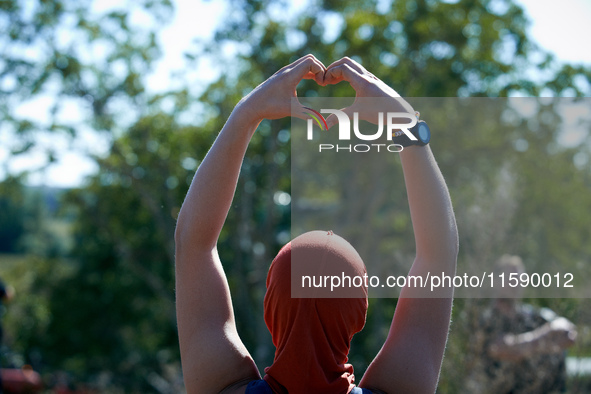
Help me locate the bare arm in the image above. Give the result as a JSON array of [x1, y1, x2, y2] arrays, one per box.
[[489, 317, 577, 362], [361, 145, 458, 393], [323, 58, 458, 394], [174, 55, 326, 394], [175, 109, 261, 394]]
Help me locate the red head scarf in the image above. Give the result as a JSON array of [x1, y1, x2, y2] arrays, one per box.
[[263, 231, 368, 394]]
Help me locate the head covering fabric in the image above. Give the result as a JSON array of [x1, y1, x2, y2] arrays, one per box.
[[263, 230, 368, 394]]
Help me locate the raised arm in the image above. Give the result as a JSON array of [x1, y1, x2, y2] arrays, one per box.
[[323, 57, 459, 393], [489, 316, 577, 362], [174, 55, 326, 394], [363, 143, 458, 394]]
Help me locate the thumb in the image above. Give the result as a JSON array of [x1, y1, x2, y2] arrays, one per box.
[[325, 113, 337, 130], [292, 101, 330, 128], [325, 105, 356, 130], [292, 102, 312, 121]]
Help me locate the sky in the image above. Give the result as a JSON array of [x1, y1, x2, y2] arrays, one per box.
[[515, 0, 591, 65], [2, 0, 591, 188]]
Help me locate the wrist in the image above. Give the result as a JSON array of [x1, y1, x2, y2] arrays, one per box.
[[389, 111, 430, 149], [231, 99, 263, 130]]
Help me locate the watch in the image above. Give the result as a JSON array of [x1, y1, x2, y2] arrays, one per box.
[[392, 120, 431, 147]]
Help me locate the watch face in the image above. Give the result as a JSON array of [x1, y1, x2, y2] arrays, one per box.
[[418, 122, 431, 144]]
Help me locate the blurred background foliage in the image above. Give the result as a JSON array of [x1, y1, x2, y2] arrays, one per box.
[[1, 0, 591, 392]]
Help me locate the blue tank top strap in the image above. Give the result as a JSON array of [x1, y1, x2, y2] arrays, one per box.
[[245, 379, 273, 394], [245, 379, 372, 394]]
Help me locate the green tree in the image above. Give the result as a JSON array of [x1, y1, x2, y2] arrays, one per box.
[[0, 176, 25, 252], [0, 0, 173, 160]]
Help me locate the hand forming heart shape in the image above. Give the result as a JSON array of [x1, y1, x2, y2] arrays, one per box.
[[236, 54, 415, 129]]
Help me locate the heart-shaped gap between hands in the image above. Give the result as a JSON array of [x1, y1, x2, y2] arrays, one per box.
[[293, 55, 415, 129], [241, 54, 413, 127]]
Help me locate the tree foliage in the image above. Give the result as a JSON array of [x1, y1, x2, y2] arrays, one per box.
[[1, 0, 173, 160]]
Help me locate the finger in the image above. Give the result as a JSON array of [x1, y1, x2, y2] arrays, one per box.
[[278, 54, 324, 79], [326, 56, 366, 75], [275, 54, 317, 74], [290, 56, 327, 86], [324, 63, 364, 89]]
